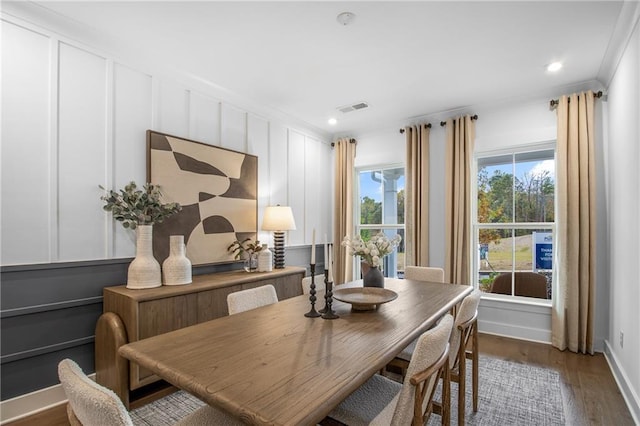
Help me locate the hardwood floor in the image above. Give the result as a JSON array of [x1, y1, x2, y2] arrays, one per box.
[[6, 333, 635, 425], [479, 333, 635, 426]]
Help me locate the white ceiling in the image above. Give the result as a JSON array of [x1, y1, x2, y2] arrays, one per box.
[[22, 1, 625, 135]]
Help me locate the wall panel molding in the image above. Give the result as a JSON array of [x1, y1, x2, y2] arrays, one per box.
[[1, 9, 331, 407]]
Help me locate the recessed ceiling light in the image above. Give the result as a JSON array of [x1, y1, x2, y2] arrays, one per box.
[[336, 12, 356, 26], [546, 62, 563, 72], [328, 118, 337, 125]]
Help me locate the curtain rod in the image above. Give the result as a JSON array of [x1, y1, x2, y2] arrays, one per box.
[[330, 138, 356, 147], [549, 91, 603, 109], [399, 123, 432, 134], [440, 114, 478, 127]]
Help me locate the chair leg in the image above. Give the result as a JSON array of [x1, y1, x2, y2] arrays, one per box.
[[458, 341, 466, 426], [472, 324, 479, 412], [442, 364, 451, 426]]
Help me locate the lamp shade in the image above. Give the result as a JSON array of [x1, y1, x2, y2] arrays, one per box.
[[262, 206, 297, 231]]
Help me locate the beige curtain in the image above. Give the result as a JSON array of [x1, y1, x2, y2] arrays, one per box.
[[333, 138, 356, 285], [552, 92, 596, 354], [444, 116, 475, 285], [405, 124, 431, 266]]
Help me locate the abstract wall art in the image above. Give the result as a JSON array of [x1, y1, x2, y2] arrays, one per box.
[[147, 130, 257, 265]]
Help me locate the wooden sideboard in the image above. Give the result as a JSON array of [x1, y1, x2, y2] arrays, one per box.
[[95, 266, 305, 407]]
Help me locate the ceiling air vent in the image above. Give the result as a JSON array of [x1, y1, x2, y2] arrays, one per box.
[[338, 102, 369, 114]]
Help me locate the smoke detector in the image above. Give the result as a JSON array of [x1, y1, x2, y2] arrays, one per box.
[[336, 12, 356, 26], [337, 102, 369, 114]]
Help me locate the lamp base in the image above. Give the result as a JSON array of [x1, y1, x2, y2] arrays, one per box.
[[273, 231, 285, 269]]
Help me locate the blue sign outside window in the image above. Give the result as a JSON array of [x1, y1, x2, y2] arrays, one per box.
[[533, 232, 553, 270]]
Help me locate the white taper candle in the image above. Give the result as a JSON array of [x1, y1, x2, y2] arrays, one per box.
[[324, 234, 328, 271], [328, 244, 334, 283], [310, 228, 316, 265]]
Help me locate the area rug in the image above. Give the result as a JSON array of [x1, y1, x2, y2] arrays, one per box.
[[130, 391, 205, 425], [427, 356, 565, 426], [130, 355, 565, 425]]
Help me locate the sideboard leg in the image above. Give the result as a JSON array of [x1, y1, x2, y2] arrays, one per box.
[[95, 312, 130, 408]]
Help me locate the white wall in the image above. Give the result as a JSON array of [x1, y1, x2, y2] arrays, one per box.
[[1, 13, 332, 266], [604, 15, 640, 422]]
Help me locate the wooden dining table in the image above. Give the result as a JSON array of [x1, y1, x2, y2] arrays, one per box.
[[118, 278, 472, 425]]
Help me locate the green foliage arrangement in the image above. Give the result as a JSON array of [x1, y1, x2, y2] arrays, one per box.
[[99, 181, 182, 229], [227, 238, 263, 260]]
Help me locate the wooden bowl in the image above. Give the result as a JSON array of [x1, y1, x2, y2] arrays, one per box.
[[333, 287, 398, 311]]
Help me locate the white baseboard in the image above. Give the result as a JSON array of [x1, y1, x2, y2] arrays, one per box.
[[0, 373, 93, 424], [603, 340, 640, 425], [478, 319, 552, 344]]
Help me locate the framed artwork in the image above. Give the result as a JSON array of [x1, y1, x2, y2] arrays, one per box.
[[147, 130, 258, 265]]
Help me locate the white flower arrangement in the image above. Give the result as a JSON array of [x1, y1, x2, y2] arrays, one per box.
[[342, 232, 402, 268]]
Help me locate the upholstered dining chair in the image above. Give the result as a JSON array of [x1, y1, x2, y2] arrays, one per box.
[[58, 358, 241, 426], [301, 274, 326, 294], [404, 266, 445, 283], [391, 265, 448, 373], [328, 314, 454, 426], [446, 289, 481, 425], [226, 284, 278, 315], [392, 290, 481, 426]]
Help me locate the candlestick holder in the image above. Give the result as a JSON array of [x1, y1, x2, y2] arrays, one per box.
[[319, 269, 329, 314], [321, 279, 339, 320], [304, 264, 321, 318]]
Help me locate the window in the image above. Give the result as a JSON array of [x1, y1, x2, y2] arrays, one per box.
[[474, 146, 555, 300], [356, 166, 405, 278]]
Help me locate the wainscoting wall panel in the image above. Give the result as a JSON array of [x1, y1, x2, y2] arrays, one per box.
[[221, 103, 248, 153], [1, 9, 332, 409], [2, 342, 95, 402], [113, 63, 153, 258], [0, 260, 127, 400], [247, 114, 271, 242], [189, 91, 221, 146], [157, 81, 190, 138], [0, 250, 318, 402], [288, 130, 306, 246], [58, 42, 108, 262], [1, 20, 52, 265], [268, 122, 289, 207], [1, 12, 330, 266], [304, 137, 321, 245]]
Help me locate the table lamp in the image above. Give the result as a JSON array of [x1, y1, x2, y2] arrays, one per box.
[[261, 206, 297, 269]]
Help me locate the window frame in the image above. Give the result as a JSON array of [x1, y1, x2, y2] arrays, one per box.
[[354, 163, 405, 278], [471, 141, 556, 304]]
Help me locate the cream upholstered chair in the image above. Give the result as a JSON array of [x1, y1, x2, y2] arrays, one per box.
[[393, 290, 481, 426], [404, 266, 445, 283], [328, 314, 454, 426], [58, 358, 241, 426], [387, 265, 447, 376], [301, 274, 326, 294], [227, 284, 278, 315]]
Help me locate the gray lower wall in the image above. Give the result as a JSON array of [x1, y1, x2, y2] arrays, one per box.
[[0, 245, 321, 401]]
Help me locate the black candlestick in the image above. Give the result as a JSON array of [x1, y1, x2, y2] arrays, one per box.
[[321, 279, 339, 320], [304, 264, 321, 318], [319, 269, 329, 314]]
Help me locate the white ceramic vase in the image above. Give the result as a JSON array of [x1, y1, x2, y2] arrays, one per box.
[[258, 244, 273, 272], [127, 225, 162, 289], [162, 235, 192, 285]]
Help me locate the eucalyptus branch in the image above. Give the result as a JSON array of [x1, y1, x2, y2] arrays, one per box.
[[99, 181, 181, 230]]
